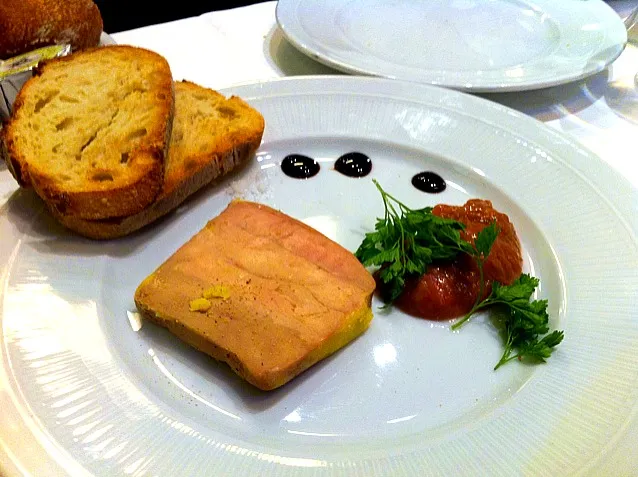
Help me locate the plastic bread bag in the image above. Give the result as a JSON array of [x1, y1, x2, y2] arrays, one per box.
[[0, 44, 71, 121]]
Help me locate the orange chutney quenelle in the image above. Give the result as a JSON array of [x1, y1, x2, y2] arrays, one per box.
[[395, 199, 523, 320]]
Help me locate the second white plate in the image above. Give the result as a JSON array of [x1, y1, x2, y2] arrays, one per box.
[[275, 0, 628, 92]]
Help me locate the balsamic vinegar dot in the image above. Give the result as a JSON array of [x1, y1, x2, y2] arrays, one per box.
[[281, 154, 320, 179], [412, 171, 446, 193], [334, 152, 372, 178]]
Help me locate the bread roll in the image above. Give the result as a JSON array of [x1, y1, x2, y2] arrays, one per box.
[[0, 0, 103, 60]]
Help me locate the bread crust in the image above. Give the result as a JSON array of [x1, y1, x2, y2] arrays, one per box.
[[2, 45, 175, 220], [0, 130, 26, 186], [31, 149, 165, 218], [0, 0, 103, 60], [50, 141, 260, 239]]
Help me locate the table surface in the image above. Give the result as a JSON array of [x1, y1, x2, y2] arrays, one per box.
[[1, 1, 637, 475]]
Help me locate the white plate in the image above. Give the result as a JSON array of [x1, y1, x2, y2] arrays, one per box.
[[1, 76, 637, 476], [275, 0, 628, 92]]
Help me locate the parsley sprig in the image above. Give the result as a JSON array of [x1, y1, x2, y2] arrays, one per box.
[[452, 274, 564, 369], [356, 180, 563, 369], [354, 179, 496, 304]]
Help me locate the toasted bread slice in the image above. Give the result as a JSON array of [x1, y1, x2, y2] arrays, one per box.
[[134, 200, 376, 391], [47, 80, 265, 239], [1, 45, 174, 219]]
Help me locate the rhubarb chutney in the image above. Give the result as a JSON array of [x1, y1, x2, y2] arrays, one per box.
[[396, 199, 523, 320]]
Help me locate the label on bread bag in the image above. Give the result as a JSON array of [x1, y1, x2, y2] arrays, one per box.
[[0, 44, 71, 80]]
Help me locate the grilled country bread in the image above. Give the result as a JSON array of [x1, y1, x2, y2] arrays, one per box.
[[161, 81, 264, 199], [47, 80, 265, 239], [1, 45, 175, 220], [0, 0, 103, 60], [135, 200, 376, 391]]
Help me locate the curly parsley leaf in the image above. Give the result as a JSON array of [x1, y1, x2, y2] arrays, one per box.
[[354, 179, 487, 304], [474, 220, 499, 258], [451, 273, 564, 369]]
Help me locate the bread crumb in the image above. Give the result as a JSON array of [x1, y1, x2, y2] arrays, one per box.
[[226, 166, 272, 202]]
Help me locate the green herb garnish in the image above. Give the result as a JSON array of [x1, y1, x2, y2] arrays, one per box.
[[356, 180, 563, 369], [354, 179, 496, 304], [452, 274, 564, 369]]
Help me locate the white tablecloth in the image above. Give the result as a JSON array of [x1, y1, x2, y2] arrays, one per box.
[[0, 2, 636, 475]]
